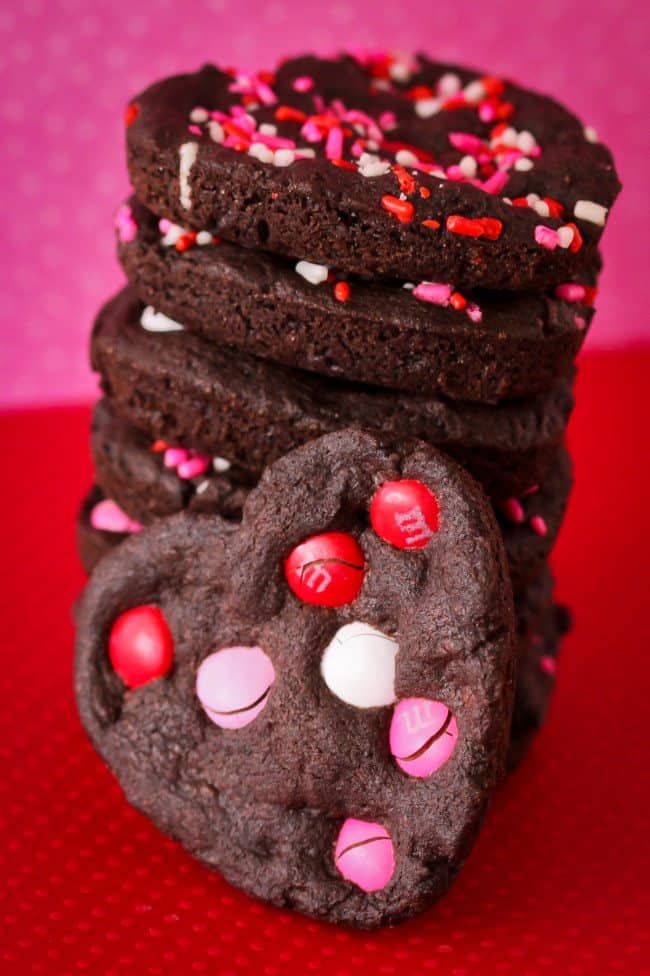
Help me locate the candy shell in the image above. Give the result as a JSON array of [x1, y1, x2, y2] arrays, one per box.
[[321, 621, 398, 708], [108, 605, 174, 688], [370, 479, 440, 549], [389, 698, 458, 778], [334, 817, 395, 892], [284, 531, 366, 607], [196, 645, 275, 730]]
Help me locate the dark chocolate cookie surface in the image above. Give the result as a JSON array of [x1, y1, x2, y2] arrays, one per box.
[[76, 430, 515, 927], [91, 288, 575, 500], [118, 196, 596, 402], [126, 54, 619, 290]]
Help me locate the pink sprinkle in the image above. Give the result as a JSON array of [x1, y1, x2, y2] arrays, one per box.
[[446, 165, 465, 181], [379, 110, 397, 130], [223, 134, 251, 149], [497, 149, 523, 168], [187, 124, 202, 136], [530, 515, 548, 536], [301, 119, 324, 143], [342, 109, 383, 144], [481, 170, 509, 194], [555, 283, 587, 302], [501, 498, 525, 523], [449, 132, 484, 155], [540, 655, 557, 677], [293, 75, 314, 93], [535, 225, 559, 250], [479, 102, 497, 123], [115, 204, 137, 243], [466, 302, 483, 323], [253, 132, 297, 150], [522, 484, 540, 496], [210, 110, 230, 122], [90, 499, 142, 534], [164, 447, 190, 469], [529, 145, 542, 158], [158, 218, 172, 233], [177, 454, 211, 479], [312, 94, 325, 114], [574, 315, 587, 330], [254, 78, 277, 106], [325, 125, 344, 160], [350, 139, 365, 158], [412, 282, 453, 305]]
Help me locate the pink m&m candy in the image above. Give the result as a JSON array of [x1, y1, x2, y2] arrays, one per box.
[[196, 645, 275, 730], [108, 605, 174, 689], [370, 479, 440, 549], [284, 532, 366, 607], [389, 698, 458, 778], [334, 818, 395, 893]]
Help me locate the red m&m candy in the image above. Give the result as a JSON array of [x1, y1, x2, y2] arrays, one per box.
[[108, 605, 174, 688], [370, 479, 440, 549], [284, 532, 366, 607]]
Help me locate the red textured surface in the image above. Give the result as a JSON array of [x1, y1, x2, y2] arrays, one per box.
[[1, 349, 649, 975]]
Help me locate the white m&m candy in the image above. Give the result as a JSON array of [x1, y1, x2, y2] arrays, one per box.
[[320, 621, 398, 708]]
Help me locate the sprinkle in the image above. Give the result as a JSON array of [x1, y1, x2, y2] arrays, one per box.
[[522, 484, 539, 496], [331, 158, 357, 170], [325, 125, 344, 160], [379, 110, 397, 130], [516, 130, 536, 153], [248, 142, 274, 163], [415, 97, 441, 119], [412, 282, 453, 305], [392, 165, 417, 195], [295, 260, 329, 285], [481, 170, 509, 194], [190, 107, 209, 123], [273, 148, 296, 167], [419, 186, 431, 199], [208, 120, 224, 143], [159, 220, 185, 246], [292, 75, 314, 92], [584, 125, 598, 143], [449, 292, 467, 310], [556, 225, 575, 249], [334, 281, 351, 302], [90, 499, 142, 535], [178, 454, 211, 479], [175, 232, 197, 252], [195, 480, 210, 495], [555, 283, 587, 302], [458, 155, 478, 178], [446, 215, 502, 239], [124, 102, 139, 127], [422, 219, 440, 229], [438, 72, 461, 96], [540, 655, 557, 676], [381, 194, 415, 223], [514, 157, 534, 172], [151, 440, 168, 452], [530, 515, 548, 536], [213, 457, 232, 473], [358, 153, 391, 178], [115, 203, 137, 243], [466, 302, 483, 323], [449, 132, 484, 155], [187, 124, 202, 136], [501, 498, 525, 523], [564, 222, 583, 252], [543, 197, 564, 218], [394, 149, 418, 168], [534, 225, 559, 250], [574, 315, 587, 330], [164, 447, 190, 468], [140, 307, 184, 333], [574, 200, 608, 226], [259, 123, 278, 137], [196, 230, 214, 246], [178, 142, 199, 210], [463, 80, 487, 104], [275, 105, 307, 123]]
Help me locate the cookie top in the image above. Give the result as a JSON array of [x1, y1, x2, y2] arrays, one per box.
[[126, 53, 619, 290], [76, 429, 515, 926], [118, 196, 597, 401], [91, 288, 575, 499]]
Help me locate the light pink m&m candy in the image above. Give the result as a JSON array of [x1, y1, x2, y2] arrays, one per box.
[[389, 698, 458, 778], [334, 818, 395, 892], [196, 645, 275, 730]]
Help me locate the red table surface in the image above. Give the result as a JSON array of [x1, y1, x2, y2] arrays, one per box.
[[1, 348, 649, 976]]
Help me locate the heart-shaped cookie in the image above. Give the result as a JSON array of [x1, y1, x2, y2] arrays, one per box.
[[75, 429, 515, 927]]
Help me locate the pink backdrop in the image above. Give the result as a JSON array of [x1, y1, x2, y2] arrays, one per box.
[[1, 0, 648, 406]]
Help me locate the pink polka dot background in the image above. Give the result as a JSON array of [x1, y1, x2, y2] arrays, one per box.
[[0, 0, 648, 406]]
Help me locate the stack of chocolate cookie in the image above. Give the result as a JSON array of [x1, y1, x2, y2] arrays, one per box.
[[75, 53, 619, 925]]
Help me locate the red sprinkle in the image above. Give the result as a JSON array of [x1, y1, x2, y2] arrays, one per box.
[[407, 84, 434, 100], [446, 215, 503, 240], [442, 95, 467, 110], [381, 140, 434, 163], [381, 195, 415, 223], [125, 103, 139, 127], [496, 101, 515, 120], [150, 440, 169, 452], [422, 219, 441, 229], [334, 281, 351, 302], [565, 222, 584, 253], [449, 292, 467, 310], [419, 186, 431, 199], [392, 165, 417, 195], [275, 105, 307, 123], [481, 76, 505, 98], [175, 232, 197, 252], [490, 122, 509, 140], [330, 158, 356, 170], [543, 197, 565, 219], [512, 197, 530, 208], [583, 286, 598, 306]]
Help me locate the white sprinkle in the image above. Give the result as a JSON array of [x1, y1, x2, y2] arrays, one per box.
[[273, 148, 296, 167], [213, 457, 232, 473], [431, 168, 447, 180], [399, 192, 407, 201], [160, 222, 185, 247], [503, 197, 513, 205], [140, 306, 184, 332], [248, 142, 274, 164], [296, 147, 316, 158], [463, 80, 486, 104], [415, 97, 441, 119], [459, 155, 477, 178], [190, 107, 208, 124], [389, 61, 411, 83], [258, 123, 278, 136], [574, 199, 608, 226], [395, 149, 419, 167], [514, 157, 534, 172], [295, 260, 329, 285], [516, 130, 536, 154], [178, 142, 198, 210], [208, 120, 224, 143], [557, 226, 575, 249], [584, 125, 598, 143], [402, 282, 415, 290], [358, 152, 391, 178], [526, 193, 541, 205], [365, 139, 379, 151], [195, 480, 210, 495], [196, 230, 213, 245], [499, 127, 518, 148], [437, 72, 461, 96], [534, 200, 550, 217]]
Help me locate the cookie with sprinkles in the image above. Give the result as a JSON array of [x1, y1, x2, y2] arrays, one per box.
[[90, 288, 575, 503], [84, 397, 571, 592], [125, 53, 620, 290], [75, 428, 516, 926], [118, 196, 599, 401]]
